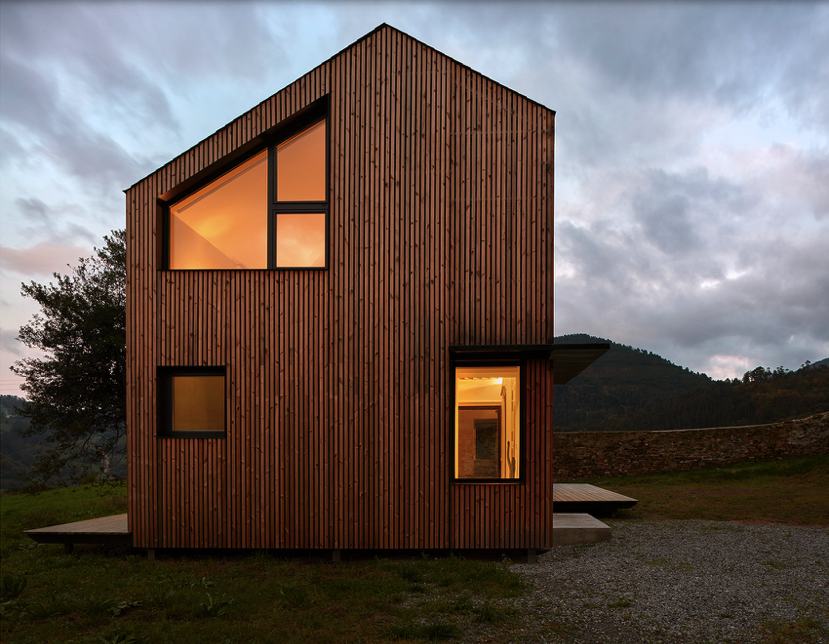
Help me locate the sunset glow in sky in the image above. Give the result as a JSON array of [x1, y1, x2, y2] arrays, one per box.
[[1, 2, 828, 395]]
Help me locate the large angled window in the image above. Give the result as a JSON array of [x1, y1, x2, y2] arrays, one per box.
[[170, 150, 268, 269], [166, 115, 328, 270], [454, 365, 521, 481]]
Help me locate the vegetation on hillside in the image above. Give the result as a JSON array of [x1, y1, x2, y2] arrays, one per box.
[[553, 334, 712, 429], [1, 395, 126, 491], [0, 396, 38, 490], [593, 362, 829, 432], [554, 334, 829, 431]]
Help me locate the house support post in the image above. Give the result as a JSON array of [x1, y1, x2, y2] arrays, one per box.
[[527, 548, 536, 564], [146, 548, 156, 561], [332, 548, 341, 563]]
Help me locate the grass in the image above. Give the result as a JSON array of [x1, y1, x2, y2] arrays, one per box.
[[0, 482, 128, 558], [2, 453, 827, 643], [0, 483, 525, 644], [585, 453, 829, 525]]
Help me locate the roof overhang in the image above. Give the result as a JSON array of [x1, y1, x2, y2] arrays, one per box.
[[550, 343, 610, 384], [449, 344, 553, 360]]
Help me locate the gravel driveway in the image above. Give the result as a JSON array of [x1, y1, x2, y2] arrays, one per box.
[[507, 519, 829, 643]]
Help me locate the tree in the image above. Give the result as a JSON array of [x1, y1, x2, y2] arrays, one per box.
[[11, 230, 126, 486]]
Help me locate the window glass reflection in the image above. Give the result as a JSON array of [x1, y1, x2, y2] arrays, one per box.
[[276, 213, 326, 268], [170, 150, 268, 269], [172, 375, 225, 432], [277, 120, 326, 202]]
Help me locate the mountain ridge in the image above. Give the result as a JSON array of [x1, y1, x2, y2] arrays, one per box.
[[553, 334, 829, 431]]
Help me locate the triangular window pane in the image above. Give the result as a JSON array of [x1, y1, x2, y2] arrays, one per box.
[[170, 150, 268, 269]]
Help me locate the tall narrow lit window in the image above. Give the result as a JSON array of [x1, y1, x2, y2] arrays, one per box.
[[165, 107, 328, 270], [274, 119, 327, 267], [454, 366, 521, 480]]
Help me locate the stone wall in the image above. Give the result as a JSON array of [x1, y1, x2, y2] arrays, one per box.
[[553, 411, 829, 480]]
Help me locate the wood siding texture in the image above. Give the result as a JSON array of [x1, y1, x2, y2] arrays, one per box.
[[126, 25, 555, 550]]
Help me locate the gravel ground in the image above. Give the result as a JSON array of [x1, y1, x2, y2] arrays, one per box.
[[501, 519, 829, 644]]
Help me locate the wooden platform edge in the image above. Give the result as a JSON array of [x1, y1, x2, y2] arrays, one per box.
[[553, 483, 638, 515], [552, 513, 611, 547], [23, 513, 132, 550]]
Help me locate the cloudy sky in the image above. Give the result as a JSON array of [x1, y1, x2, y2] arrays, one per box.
[[1, 1, 828, 395]]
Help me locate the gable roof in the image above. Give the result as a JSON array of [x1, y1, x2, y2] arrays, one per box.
[[334, 23, 554, 114], [128, 22, 554, 192]]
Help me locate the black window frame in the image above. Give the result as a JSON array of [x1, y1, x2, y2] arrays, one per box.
[[160, 98, 330, 271], [157, 366, 228, 438], [450, 356, 526, 485]]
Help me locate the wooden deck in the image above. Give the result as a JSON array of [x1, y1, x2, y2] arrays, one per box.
[[24, 514, 131, 552], [553, 483, 638, 515], [21, 484, 635, 553]]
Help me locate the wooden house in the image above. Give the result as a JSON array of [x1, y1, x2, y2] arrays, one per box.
[[126, 24, 604, 555]]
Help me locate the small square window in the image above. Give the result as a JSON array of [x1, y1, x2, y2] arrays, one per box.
[[454, 365, 521, 480], [158, 367, 226, 437]]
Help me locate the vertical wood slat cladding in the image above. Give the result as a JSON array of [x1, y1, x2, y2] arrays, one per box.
[[126, 25, 555, 551]]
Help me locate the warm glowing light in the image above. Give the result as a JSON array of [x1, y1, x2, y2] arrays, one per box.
[[173, 375, 225, 432], [455, 366, 520, 480], [170, 150, 268, 269], [277, 120, 326, 201], [276, 213, 326, 267]]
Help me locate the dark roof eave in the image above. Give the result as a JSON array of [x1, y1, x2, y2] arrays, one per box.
[[550, 343, 610, 384], [449, 344, 553, 359]]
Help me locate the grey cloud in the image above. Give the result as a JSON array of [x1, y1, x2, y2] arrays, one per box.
[[556, 146, 829, 371], [801, 153, 829, 220], [0, 2, 295, 192], [556, 165, 754, 296], [117, 4, 289, 84], [633, 181, 701, 255], [14, 198, 98, 245], [630, 167, 756, 255], [416, 3, 829, 171], [556, 220, 655, 290], [15, 198, 50, 223], [547, 4, 828, 126], [0, 48, 159, 192], [0, 3, 177, 131], [557, 221, 829, 373], [776, 11, 829, 132], [0, 327, 24, 358]]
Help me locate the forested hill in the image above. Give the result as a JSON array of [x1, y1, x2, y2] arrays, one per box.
[[553, 334, 829, 431], [553, 334, 712, 429], [0, 395, 34, 489]]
